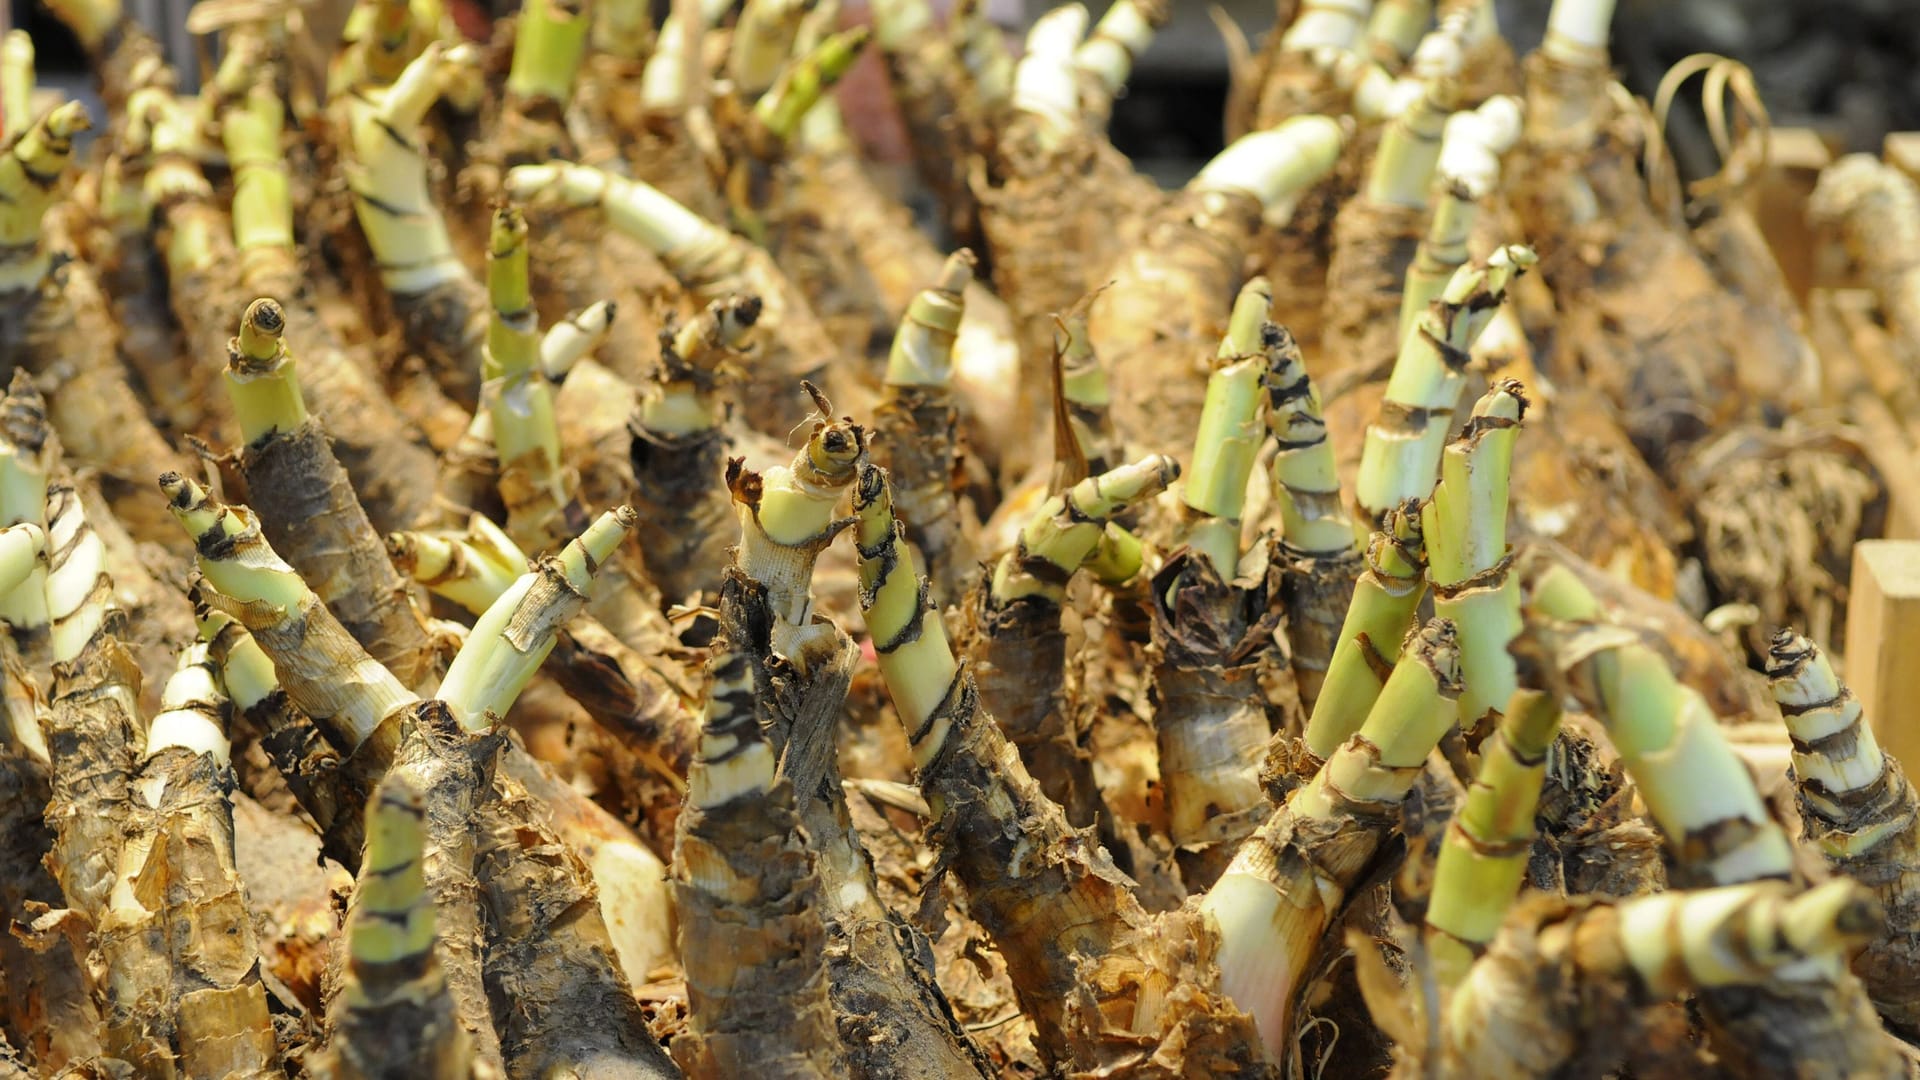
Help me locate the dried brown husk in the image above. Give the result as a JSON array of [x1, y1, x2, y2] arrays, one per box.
[[1095, 188, 1263, 458]]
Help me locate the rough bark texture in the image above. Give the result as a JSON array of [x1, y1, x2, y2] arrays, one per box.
[[722, 570, 991, 1080], [95, 749, 283, 1078], [1318, 199, 1425, 394], [44, 622, 143, 923], [240, 420, 435, 689], [0, 741, 99, 1070], [629, 421, 738, 606], [875, 387, 969, 604], [392, 275, 487, 411], [474, 771, 679, 1078]]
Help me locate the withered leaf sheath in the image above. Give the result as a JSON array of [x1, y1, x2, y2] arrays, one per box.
[[41, 474, 142, 926], [1768, 629, 1920, 1036], [0, 634, 100, 1070], [311, 773, 478, 1080], [717, 567, 991, 1079], [1149, 542, 1286, 890], [671, 644, 843, 1078], [224, 298, 436, 689], [94, 646, 283, 1079]]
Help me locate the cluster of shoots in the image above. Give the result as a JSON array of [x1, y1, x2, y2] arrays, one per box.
[[0, 0, 1911, 1077]]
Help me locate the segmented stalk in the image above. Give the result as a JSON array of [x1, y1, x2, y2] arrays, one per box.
[[1424, 686, 1563, 986], [226, 299, 437, 689], [482, 205, 576, 553], [876, 251, 974, 604], [1439, 879, 1883, 1078], [343, 42, 487, 407], [538, 301, 616, 380], [161, 473, 415, 755], [220, 68, 441, 536], [1203, 617, 1462, 1057], [1353, 245, 1534, 526], [729, 0, 812, 97], [1299, 503, 1429, 762], [1364, 0, 1432, 65], [438, 506, 634, 731], [312, 774, 475, 1080], [504, 161, 839, 431], [753, 28, 870, 142], [975, 455, 1178, 843], [1180, 279, 1273, 576], [1264, 326, 1361, 709], [867, 0, 979, 240], [42, 476, 142, 925], [857, 463, 1186, 1072], [1398, 95, 1522, 334], [671, 644, 844, 1076], [387, 515, 528, 616], [1522, 571, 1904, 1078], [0, 522, 45, 605], [0, 101, 89, 294], [630, 294, 762, 604], [1423, 380, 1526, 739], [95, 645, 283, 1079], [1767, 630, 1920, 1035], [1073, 0, 1169, 126]]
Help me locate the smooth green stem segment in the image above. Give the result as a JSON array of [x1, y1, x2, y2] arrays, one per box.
[[1265, 326, 1354, 558], [483, 205, 569, 543], [438, 506, 635, 731], [2, 31, 33, 140], [1423, 380, 1525, 737], [854, 464, 959, 771], [1193, 114, 1349, 214], [991, 455, 1181, 606], [1525, 568, 1795, 886], [226, 298, 311, 445], [1302, 501, 1426, 759], [0, 100, 90, 292], [754, 27, 870, 141], [1010, 3, 1088, 149], [1204, 616, 1462, 1058], [1182, 280, 1274, 577], [387, 515, 528, 616], [1425, 685, 1563, 986], [885, 251, 971, 388], [1355, 245, 1534, 526], [0, 521, 45, 602], [507, 0, 589, 106], [222, 78, 295, 283], [539, 301, 617, 381], [504, 161, 731, 276], [161, 473, 414, 749]]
